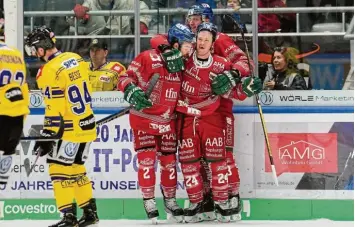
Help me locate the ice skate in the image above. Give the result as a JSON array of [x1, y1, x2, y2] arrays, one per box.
[[143, 198, 159, 224], [78, 199, 99, 227], [229, 194, 242, 222], [215, 201, 231, 223], [183, 202, 204, 223], [163, 197, 184, 223], [202, 193, 216, 221], [49, 212, 78, 227]]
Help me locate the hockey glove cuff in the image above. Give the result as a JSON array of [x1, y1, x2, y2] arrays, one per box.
[[161, 49, 185, 73], [241, 77, 262, 97], [176, 100, 201, 117], [211, 70, 241, 95], [124, 83, 153, 111], [33, 129, 57, 157]]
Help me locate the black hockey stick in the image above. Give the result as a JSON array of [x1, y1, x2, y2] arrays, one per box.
[[20, 115, 65, 141], [95, 73, 160, 126], [228, 16, 279, 186], [23, 127, 57, 177]]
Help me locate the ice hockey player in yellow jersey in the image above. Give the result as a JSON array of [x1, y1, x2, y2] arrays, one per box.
[[0, 42, 30, 186], [25, 26, 99, 227], [88, 38, 126, 91]]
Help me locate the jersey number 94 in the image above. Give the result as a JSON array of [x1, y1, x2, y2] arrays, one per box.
[[44, 81, 92, 115]]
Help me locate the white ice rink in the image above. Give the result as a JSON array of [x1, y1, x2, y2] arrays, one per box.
[[0, 219, 353, 227]]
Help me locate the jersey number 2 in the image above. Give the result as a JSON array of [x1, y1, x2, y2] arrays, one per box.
[[68, 81, 92, 115]]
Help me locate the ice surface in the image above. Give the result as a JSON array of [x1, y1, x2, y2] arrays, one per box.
[[0, 219, 353, 227]]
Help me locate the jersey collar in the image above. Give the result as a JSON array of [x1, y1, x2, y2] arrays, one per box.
[[90, 61, 109, 71], [48, 51, 62, 61]]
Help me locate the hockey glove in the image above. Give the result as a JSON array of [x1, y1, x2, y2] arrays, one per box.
[[211, 70, 241, 95], [124, 83, 153, 111], [161, 48, 185, 73], [241, 77, 263, 97], [33, 129, 57, 157]]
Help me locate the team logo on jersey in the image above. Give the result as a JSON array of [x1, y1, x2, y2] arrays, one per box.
[[99, 75, 110, 83], [152, 63, 163, 69], [62, 58, 78, 69], [111, 64, 123, 73], [150, 53, 162, 62], [0, 156, 12, 174], [64, 143, 78, 157], [185, 66, 200, 81], [212, 61, 224, 72]]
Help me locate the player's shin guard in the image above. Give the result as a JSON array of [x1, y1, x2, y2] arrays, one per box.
[[0, 151, 14, 187], [226, 151, 240, 196], [73, 164, 94, 208], [72, 164, 99, 227], [159, 153, 177, 198], [200, 160, 215, 221], [49, 164, 75, 213], [181, 161, 204, 223], [137, 149, 159, 221], [209, 160, 230, 222], [226, 151, 242, 222], [159, 153, 183, 222]]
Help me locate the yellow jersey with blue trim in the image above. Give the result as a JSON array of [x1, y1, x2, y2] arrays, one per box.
[[88, 61, 126, 91], [36, 51, 96, 143], [0, 42, 30, 117]]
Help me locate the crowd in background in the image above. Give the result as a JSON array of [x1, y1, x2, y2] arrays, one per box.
[[0, 0, 353, 90]]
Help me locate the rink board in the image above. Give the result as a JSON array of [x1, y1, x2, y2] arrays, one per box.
[[0, 104, 353, 221]]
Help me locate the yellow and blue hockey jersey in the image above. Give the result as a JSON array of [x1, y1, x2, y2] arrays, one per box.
[[0, 42, 30, 117], [36, 51, 96, 143], [88, 61, 126, 91]]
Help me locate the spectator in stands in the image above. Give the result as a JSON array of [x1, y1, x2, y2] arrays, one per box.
[[87, 38, 126, 91], [258, 0, 296, 33], [263, 46, 308, 90], [73, 0, 151, 35], [73, 0, 151, 64]]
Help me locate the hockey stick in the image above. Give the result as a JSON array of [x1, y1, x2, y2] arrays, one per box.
[[23, 128, 50, 177], [96, 73, 160, 126], [20, 115, 65, 141], [227, 15, 279, 186]]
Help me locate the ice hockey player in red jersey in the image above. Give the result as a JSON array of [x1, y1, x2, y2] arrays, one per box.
[[117, 23, 195, 224], [186, 3, 261, 221], [177, 22, 232, 223]]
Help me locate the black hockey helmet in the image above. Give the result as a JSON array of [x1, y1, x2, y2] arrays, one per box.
[[25, 26, 56, 56]]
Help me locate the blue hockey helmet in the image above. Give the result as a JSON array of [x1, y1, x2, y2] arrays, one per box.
[[187, 3, 214, 22], [168, 23, 195, 45], [200, 3, 214, 21]]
